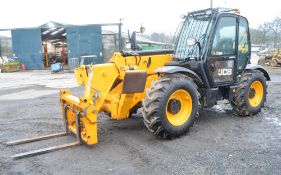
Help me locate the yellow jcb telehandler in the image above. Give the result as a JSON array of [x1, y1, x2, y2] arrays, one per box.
[[7, 8, 270, 159]]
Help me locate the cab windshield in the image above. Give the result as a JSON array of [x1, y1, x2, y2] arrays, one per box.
[[174, 12, 213, 60]]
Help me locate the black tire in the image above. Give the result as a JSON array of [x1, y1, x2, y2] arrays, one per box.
[[231, 70, 267, 116], [142, 74, 199, 138]]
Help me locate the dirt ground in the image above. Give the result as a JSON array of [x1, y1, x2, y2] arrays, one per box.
[[0, 68, 281, 175]]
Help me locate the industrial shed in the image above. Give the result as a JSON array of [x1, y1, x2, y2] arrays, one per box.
[[3, 21, 122, 70]]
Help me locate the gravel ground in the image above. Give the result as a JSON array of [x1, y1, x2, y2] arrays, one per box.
[[0, 69, 281, 175]]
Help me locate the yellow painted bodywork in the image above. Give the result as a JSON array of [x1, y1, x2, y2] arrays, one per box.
[[60, 52, 172, 145]]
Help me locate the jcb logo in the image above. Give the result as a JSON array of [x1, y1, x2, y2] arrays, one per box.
[[218, 69, 232, 76]]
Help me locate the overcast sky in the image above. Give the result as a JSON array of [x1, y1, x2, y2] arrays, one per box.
[[1, 0, 280, 35]]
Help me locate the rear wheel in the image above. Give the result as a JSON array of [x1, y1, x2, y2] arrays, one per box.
[[142, 74, 199, 138], [231, 70, 267, 116]]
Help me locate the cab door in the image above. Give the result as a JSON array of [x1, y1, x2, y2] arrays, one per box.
[[237, 17, 251, 73], [206, 15, 238, 87]]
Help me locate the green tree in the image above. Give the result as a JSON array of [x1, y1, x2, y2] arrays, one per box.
[[258, 22, 271, 44], [269, 17, 281, 48], [250, 28, 262, 44]]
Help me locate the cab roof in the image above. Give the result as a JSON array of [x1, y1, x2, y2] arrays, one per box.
[[186, 8, 241, 17]]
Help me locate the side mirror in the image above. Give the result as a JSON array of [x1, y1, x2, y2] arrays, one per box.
[[186, 38, 198, 46], [125, 42, 132, 49]]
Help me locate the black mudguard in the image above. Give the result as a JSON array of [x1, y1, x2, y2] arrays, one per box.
[[245, 64, 270, 81], [153, 66, 204, 86]]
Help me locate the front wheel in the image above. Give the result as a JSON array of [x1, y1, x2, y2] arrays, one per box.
[[231, 70, 267, 116], [142, 74, 199, 138]]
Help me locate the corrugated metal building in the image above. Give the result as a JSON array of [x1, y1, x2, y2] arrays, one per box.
[[5, 21, 121, 70], [12, 28, 44, 69]]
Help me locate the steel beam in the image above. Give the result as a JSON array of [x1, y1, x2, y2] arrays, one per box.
[[6, 132, 67, 146], [12, 141, 80, 159]]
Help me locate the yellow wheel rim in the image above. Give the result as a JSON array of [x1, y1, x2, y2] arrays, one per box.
[[166, 89, 192, 126], [248, 80, 264, 107]]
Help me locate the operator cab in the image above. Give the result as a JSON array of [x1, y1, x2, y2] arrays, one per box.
[[172, 8, 251, 88]]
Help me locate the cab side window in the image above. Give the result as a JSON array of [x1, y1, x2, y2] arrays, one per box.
[[237, 17, 250, 71], [211, 17, 236, 56]]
